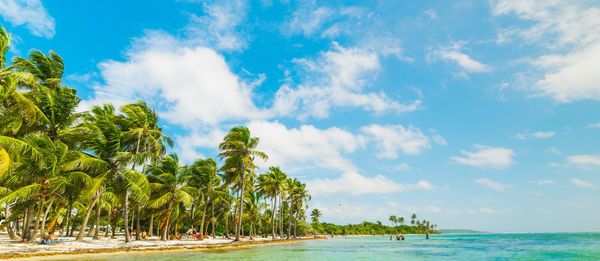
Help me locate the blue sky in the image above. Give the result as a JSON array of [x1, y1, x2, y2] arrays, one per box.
[[1, 0, 599, 232]]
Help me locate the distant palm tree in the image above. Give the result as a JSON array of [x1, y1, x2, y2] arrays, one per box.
[[311, 208, 322, 224], [411, 213, 417, 225], [398, 216, 405, 225], [389, 215, 397, 226]]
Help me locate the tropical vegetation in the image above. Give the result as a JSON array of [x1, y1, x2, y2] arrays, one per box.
[[0, 26, 314, 243]]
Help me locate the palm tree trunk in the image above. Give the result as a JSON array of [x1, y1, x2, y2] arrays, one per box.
[[225, 213, 230, 239], [135, 206, 141, 240], [23, 204, 33, 241], [46, 200, 65, 234], [69, 208, 78, 237], [64, 200, 72, 237], [271, 196, 277, 239], [92, 195, 101, 239], [294, 214, 297, 238], [123, 188, 131, 243], [160, 201, 173, 241], [40, 198, 54, 238], [235, 162, 244, 241], [76, 190, 102, 242], [211, 202, 215, 238], [199, 194, 208, 240], [279, 195, 284, 238], [4, 204, 20, 240], [31, 196, 45, 243], [287, 209, 292, 240], [149, 214, 154, 237], [104, 211, 110, 238], [111, 213, 117, 238]]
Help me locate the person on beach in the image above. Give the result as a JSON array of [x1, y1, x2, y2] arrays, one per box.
[[390, 235, 393, 240], [426, 232, 430, 240], [401, 234, 405, 240]]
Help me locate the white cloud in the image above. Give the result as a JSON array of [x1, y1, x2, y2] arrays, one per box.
[[428, 42, 491, 73], [571, 178, 595, 188], [432, 134, 447, 145], [175, 129, 227, 162], [306, 172, 435, 196], [84, 38, 268, 126], [588, 123, 600, 128], [479, 208, 496, 214], [533, 43, 600, 102], [361, 124, 432, 159], [537, 179, 556, 185], [475, 178, 514, 192], [185, 0, 248, 51], [393, 163, 411, 171], [247, 120, 366, 173], [516, 131, 555, 140], [451, 145, 515, 169], [424, 9, 437, 19], [0, 0, 54, 38], [284, 2, 367, 39], [566, 155, 600, 169], [272, 43, 421, 119], [491, 0, 600, 102]]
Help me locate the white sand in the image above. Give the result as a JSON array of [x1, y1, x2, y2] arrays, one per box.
[[0, 231, 313, 257]]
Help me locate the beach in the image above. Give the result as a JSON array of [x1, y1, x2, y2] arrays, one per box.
[[0, 232, 319, 259]]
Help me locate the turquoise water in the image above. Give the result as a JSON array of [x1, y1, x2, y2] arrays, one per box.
[[59, 233, 600, 260]]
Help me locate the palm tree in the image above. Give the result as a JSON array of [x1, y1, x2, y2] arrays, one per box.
[[117, 101, 172, 240], [389, 215, 397, 226], [187, 158, 220, 240], [289, 179, 310, 238], [217, 126, 267, 241], [146, 154, 199, 240], [398, 216, 405, 225], [311, 209, 322, 225], [411, 213, 417, 225], [66, 104, 149, 242]]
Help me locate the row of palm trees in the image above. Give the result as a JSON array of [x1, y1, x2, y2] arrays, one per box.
[[389, 214, 437, 232], [0, 26, 311, 243]]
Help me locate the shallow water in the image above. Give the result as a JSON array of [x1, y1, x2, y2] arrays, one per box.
[[55, 233, 600, 260]]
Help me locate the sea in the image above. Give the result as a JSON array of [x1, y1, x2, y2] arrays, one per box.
[[54, 233, 600, 260]]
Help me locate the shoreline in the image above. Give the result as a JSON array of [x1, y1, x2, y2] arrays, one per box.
[[0, 236, 323, 260]]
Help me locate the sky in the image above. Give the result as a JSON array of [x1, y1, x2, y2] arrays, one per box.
[[0, 0, 599, 233]]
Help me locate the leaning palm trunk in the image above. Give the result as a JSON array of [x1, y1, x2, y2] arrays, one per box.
[[235, 162, 245, 241], [22, 204, 33, 241], [271, 196, 277, 239], [46, 200, 65, 234], [293, 215, 297, 238], [199, 194, 208, 240], [149, 214, 154, 237], [123, 188, 131, 243], [160, 201, 174, 241], [279, 195, 284, 238], [92, 196, 102, 238], [224, 213, 230, 238], [40, 198, 54, 238], [31, 196, 46, 243], [287, 209, 292, 239], [4, 204, 20, 240], [135, 206, 141, 240], [76, 189, 102, 242]]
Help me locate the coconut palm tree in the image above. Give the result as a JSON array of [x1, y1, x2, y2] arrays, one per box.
[[289, 179, 310, 238], [311, 209, 322, 225], [66, 104, 149, 242], [187, 157, 220, 240], [146, 154, 199, 240], [116, 101, 172, 240], [217, 126, 267, 241], [389, 215, 397, 226]]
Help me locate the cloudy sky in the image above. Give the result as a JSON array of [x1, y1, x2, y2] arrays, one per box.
[[1, 0, 599, 232]]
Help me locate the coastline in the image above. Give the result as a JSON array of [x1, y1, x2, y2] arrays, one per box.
[[0, 235, 323, 260]]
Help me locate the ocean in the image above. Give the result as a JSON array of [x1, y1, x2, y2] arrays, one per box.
[[55, 233, 600, 260]]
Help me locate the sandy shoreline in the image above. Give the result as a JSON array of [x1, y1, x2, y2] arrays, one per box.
[[0, 232, 322, 260]]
